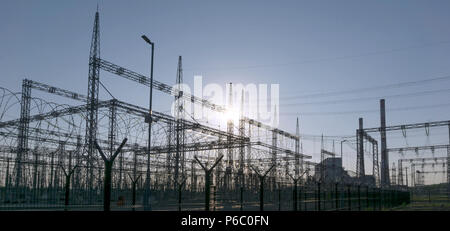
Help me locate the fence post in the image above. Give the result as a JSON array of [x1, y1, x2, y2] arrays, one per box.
[[240, 186, 243, 211], [304, 189, 307, 211], [383, 189, 387, 209], [397, 190, 400, 206], [64, 174, 71, 210], [317, 182, 321, 211], [378, 188, 382, 210], [61, 150, 78, 211], [335, 183, 339, 210], [366, 186, 369, 210], [407, 190, 411, 204], [392, 190, 396, 207], [205, 172, 211, 211], [428, 189, 431, 203], [347, 185, 351, 211], [132, 180, 137, 210], [178, 179, 186, 211], [104, 161, 113, 211], [194, 155, 223, 211], [358, 185, 361, 211], [213, 186, 216, 211], [94, 138, 127, 212], [389, 189, 392, 208], [372, 187, 376, 211], [260, 177, 264, 211], [392, 189, 395, 207], [293, 180, 298, 211], [128, 173, 142, 212], [278, 187, 281, 211], [249, 164, 275, 212], [298, 185, 302, 211]]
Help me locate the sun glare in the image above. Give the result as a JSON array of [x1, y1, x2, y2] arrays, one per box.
[[223, 108, 240, 123]]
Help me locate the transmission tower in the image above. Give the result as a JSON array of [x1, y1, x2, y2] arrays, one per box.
[[15, 79, 31, 192], [225, 83, 233, 191], [85, 9, 100, 199], [238, 90, 245, 188], [391, 162, 397, 185], [175, 56, 185, 186]]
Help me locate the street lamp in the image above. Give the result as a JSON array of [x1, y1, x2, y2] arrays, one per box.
[[142, 34, 154, 211]]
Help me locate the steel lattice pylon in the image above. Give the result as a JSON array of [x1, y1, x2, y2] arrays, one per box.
[[86, 10, 101, 200], [0, 10, 313, 211]]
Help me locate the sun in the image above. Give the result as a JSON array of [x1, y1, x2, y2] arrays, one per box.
[[223, 107, 240, 123]]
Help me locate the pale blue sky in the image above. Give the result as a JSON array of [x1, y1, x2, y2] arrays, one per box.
[[2, 0, 450, 175]]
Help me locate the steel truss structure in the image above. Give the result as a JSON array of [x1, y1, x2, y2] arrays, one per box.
[[0, 10, 315, 210], [356, 118, 380, 185], [397, 157, 447, 187], [360, 100, 450, 197]]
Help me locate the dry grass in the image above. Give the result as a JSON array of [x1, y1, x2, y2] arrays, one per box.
[[392, 201, 450, 211]]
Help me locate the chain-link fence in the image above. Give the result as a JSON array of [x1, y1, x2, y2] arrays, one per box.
[[0, 156, 411, 211]]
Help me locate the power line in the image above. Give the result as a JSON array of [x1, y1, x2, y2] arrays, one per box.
[[301, 134, 355, 139], [281, 74, 450, 100], [185, 40, 450, 72], [231, 73, 450, 105], [99, 80, 116, 100], [280, 87, 450, 107], [282, 102, 450, 116]]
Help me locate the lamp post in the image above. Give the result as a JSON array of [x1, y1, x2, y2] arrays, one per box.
[[142, 34, 154, 211]]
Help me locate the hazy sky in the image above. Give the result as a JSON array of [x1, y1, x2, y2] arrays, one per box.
[[2, 0, 450, 176]]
